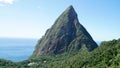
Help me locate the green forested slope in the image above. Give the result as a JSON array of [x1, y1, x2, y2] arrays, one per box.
[[1, 39, 120, 68], [84, 39, 120, 68]]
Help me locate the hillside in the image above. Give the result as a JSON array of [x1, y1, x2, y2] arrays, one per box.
[[19, 39, 120, 68], [1, 39, 119, 68]]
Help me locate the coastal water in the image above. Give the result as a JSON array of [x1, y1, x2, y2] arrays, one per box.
[[0, 38, 100, 62], [0, 38, 37, 62]]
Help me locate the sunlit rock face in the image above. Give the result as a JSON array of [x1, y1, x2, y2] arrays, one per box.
[[33, 5, 98, 56]]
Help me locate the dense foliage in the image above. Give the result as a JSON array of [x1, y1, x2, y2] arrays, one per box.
[[0, 59, 16, 68], [1, 39, 120, 68], [85, 39, 120, 68]]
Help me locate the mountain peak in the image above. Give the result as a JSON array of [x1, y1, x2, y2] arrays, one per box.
[[66, 5, 74, 11], [68, 5, 73, 8], [52, 5, 77, 30], [33, 6, 98, 56], [61, 5, 77, 19]]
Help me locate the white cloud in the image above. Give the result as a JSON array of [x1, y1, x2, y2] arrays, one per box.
[[0, 0, 14, 6], [4, 0, 14, 4]]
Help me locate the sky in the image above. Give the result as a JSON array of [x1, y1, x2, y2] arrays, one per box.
[[0, 0, 120, 41]]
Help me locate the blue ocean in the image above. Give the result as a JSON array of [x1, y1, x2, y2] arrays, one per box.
[[0, 38, 100, 62], [0, 38, 37, 62]]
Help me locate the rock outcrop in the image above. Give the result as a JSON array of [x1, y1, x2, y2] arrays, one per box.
[[33, 5, 98, 56]]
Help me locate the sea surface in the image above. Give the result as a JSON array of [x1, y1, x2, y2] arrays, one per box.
[[0, 38, 100, 62], [0, 38, 37, 62]]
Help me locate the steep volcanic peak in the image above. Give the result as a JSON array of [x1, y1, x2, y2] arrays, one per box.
[[61, 5, 77, 18], [33, 5, 98, 56]]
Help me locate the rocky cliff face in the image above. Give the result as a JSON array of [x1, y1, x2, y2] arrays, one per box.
[[33, 5, 98, 56]]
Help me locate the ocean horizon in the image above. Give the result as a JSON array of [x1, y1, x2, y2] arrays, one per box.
[[0, 38, 100, 62], [0, 38, 37, 62]]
